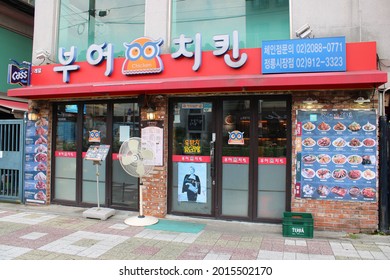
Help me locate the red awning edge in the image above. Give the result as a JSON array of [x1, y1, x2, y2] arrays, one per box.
[[0, 98, 28, 111], [8, 70, 388, 99]]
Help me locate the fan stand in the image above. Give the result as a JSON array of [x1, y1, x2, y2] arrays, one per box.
[[124, 177, 158, 226]]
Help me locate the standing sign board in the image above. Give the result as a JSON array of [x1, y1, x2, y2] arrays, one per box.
[[84, 145, 110, 162], [83, 144, 115, 220]]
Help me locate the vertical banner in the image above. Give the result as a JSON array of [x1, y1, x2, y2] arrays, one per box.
[[297, 110, 377, 202], [178, 162, 207, 203], [24, 117, 48, 204]]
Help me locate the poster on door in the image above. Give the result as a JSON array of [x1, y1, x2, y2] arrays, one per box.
[[178, 162, 207, 203], [296, 109, 377, 202], [24, 117, 48, 204]]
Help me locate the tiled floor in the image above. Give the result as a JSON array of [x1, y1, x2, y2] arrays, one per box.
[[0, 205, 389, 260]]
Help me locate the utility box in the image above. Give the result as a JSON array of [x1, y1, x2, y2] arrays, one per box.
[[282, 212, 313, 238]]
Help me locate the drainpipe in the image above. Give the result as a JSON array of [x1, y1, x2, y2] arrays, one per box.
[[379, 87, 390, 233]]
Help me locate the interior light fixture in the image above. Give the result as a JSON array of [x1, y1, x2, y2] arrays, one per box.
[[28, 107, 40, 121], [146, 106, 156, 120], [354, 97, 370, 104], [302, 97, 318, 105], [143, 95, 156, 120]]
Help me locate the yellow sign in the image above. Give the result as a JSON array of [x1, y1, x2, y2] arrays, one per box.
[[183, 139, 201, 154]]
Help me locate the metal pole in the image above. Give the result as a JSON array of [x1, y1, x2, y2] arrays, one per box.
[[95, 161, 100, 209], [379, 88, 390, 232], [139, 178, 144, 218]]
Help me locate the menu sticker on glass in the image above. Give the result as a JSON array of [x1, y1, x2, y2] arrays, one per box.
[[297, 110, 377, 202]]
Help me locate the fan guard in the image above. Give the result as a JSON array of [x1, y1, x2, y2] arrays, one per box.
[[118, 137, 158, 226]]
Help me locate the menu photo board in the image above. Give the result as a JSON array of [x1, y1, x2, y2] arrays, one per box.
[[24, 117, 49, 204], [296, 110, 377, 202], [85, 145, 110, 162]]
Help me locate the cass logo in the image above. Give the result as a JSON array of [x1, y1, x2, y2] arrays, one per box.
[[7, 62, 31, 86], [122, 37, 164, 75]]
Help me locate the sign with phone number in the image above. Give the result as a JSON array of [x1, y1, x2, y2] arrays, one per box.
[[262, 37, 346, 74]]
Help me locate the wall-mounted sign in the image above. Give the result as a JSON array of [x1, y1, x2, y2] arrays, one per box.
[[141, 120, 164, 166], [52, 31, 248, 83], [296, 109, 377, 202], [122, 37, 164, 75], [24, 117, 48, 204], [7, 60, 31, 86], [262, 37, 346, 74]]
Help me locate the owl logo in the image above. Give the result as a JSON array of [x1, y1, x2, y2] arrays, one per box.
[[88, 130, 101, 143], [228, 130, 245, 145], [122, 37, 164, 75]]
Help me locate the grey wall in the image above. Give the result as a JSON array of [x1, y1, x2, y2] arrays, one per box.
[[291, 0, 390, 87]]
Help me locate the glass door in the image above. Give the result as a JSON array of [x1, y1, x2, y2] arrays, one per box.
[[53, 104, 78, 201], [169, 96, 290, 222], [169, 100, 214, 215], [82, 104, 108, 204], [111, 102, 140, 209], [256, 100, 288, 220], [220, 99, 251, 217]]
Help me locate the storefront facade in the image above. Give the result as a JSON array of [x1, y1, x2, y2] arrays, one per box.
[[7, 0, 389, 232]]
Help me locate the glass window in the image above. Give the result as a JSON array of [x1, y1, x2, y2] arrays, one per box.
[[171, 0, 289, 51], [111, 102, 140, 208], [258, 100, 287, 157], [112, 102, 140, 153], [54, 104, 78, 201], [58, 0, 145, 60]]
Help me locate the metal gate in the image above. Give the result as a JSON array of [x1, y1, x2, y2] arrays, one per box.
[[0, 120, 24, 202]]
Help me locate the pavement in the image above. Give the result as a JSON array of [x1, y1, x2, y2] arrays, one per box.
[[0, 202, 389, 260]]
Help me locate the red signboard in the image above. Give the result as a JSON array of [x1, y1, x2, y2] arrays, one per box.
[[8, 42, 387, 99]]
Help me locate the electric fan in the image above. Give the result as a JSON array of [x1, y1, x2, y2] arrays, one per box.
[[118, 137, 158, 226]]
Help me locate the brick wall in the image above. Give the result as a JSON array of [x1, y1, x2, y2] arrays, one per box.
[[291, 90, 379, 233], [141, 95, 168, 218]]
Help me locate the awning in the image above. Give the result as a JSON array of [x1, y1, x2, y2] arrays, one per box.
[[0, 98, 28, 113], [7, 70, 388, 99]]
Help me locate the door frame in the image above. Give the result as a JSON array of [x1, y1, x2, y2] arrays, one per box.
[[51, 98, 141, 209], [168, 94, 292, 223]]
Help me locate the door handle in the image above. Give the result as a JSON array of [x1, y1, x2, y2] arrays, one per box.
[[210, 133, 216, 185]]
